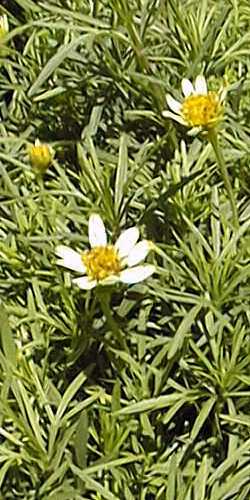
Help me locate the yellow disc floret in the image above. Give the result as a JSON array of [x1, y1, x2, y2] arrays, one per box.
[[182, 92, 222, 128], [82, 245, 121, 281]]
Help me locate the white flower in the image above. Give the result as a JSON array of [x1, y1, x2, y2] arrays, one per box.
[[163, 75, 225, 131], [55, 214, 155, 289]]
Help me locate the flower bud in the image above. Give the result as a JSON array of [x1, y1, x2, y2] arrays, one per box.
[[28, 139, 54, 173]]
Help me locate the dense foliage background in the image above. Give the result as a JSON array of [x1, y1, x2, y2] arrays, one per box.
[[0, 0, 250, 498]]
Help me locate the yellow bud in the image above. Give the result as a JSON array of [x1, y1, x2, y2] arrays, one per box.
[[28, 139, 54, 173]]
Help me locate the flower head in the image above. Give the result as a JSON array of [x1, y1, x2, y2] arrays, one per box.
[[163, 75, 225, 132], [28, 139, 54, 172], [55, 214, 155, 289]]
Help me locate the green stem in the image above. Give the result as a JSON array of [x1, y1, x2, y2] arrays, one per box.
[[208, 131, 239, 229], [97, 290, 128, 352]]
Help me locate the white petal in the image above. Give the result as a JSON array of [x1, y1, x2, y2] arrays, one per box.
[[162, 110, 187, 126], [195, 75, 207, 95], [187, 126, 202, 136], [120, 265, 155, 284], [72, 276, 97, 289], [115, 227, 139, 258], [100, 275, 121, 286], [55, 245, 86, 273], [127, 240, 151, 266], [88, 214, 107, 247], [166, 95, 182, 113], [182, 78, 194, 97]]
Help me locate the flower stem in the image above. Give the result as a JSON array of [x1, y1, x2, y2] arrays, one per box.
[[97, 289, 128, 352], [208, 131, 239, 229]]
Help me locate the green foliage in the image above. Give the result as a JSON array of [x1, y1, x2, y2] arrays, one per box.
[[0, 0, 250, 498]]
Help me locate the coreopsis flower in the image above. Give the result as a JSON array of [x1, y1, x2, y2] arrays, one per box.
[[28, 139, 54, 172], [0, 15, 8, 40], [163, 75, 225, 132], [56, 214, 155, 290]]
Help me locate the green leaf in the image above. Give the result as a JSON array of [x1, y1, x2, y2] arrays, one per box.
[[209, 438, 250, 486], [74, 410, 88, 469], [55, 372, 87, 422], [111, 379, 121, 413], [168, 303, 203, 359], [28, 35, 90, 97], [14, 0, 40, 11], [114, 134, 128, 215], [190, 397, 216, 443], [70, 469, 118, 500], [115, 392, 198, 416], [14, 380, 47, 453], [0, 307, 16, 368], [194, 455, 210, 500]]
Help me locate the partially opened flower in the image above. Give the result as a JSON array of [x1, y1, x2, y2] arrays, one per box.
[[163, 75, 225, 132], [55, 214, 155, 290], [28, 139, 54, 173]]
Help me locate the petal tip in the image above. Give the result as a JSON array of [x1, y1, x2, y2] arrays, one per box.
[[166, 95, 182, 113], [72, 276, 97, 290], [181, 78, 194, 97], [195, 75, 207, 94], [88, 213, 107, 247], [55, 244, 67, 256]]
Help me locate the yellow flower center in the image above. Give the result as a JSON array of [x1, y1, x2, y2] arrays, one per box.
[[82, 246, 121, 281], [182, 92, 222, 128]]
